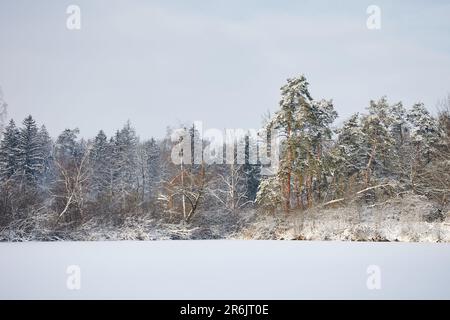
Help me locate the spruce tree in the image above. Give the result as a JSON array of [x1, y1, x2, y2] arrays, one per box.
[[37, 125, 53, 179], [110, 121, 139, 212], [142, 138, 161, 198], [90, 130, 111, 196], [0, 119, 20, 180], [18, 115, 42, 182]]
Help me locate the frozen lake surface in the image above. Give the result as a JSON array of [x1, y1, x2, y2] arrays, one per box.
[[0, 241, 449, 299]]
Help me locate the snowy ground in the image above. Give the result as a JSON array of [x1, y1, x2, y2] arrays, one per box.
[[1, 240, 450, 299], [232, 194, 450, 242], [1, 193, 449, 242]]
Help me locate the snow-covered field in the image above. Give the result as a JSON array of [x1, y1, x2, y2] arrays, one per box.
[[1, 194, 449, 299], [0, 240, 449, 299]]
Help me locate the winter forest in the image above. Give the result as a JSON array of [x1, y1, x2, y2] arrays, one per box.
[[0, 76, 449, 241]]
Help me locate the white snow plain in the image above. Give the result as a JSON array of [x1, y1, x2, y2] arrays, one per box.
[[0, 240, 449, 299]]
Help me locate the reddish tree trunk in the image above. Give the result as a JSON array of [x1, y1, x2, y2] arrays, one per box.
[[285, 123, 292, 212]]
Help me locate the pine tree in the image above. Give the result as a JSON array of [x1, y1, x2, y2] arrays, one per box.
[[262, 75, 337, 211], [361, 98, 398, 185], [368, 97, 392, 127], [389, 102, 408, 146], [404, 103, 440, 191], [335, 113, 366, 194], [302, 99, 338, 206], [266, 75, 313, 211], [407, 103, 439, 163]]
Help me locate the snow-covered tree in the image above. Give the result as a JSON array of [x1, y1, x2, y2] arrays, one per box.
[[389, 102, 408, 146], [409, 98, 450, 204], [17, 116, 43, 183], [407, 103, 439, 163], [158, 123, 210, 222], [37, 125, 53, 183], [336, 114, 364, 174], [243, 134, 261, 202], [138, 138, 161, 206], [360, 114, 394, 187], [0, 86, 7, 141], [265, 75, 313, 211], [109, 121, 140, 214], [55, 128, 83, 162], [0, 120, 20, 180], [334, 113, 366, 195], [255, 176, 283, 214], [261, 75, 337, 211], [53, 128, 90, 224], [300, 99, 338, 207], [367, 97, 392, 127], [358, 98, 400, 186], [89, 130, 111, 197], [208, 146, 249, 212]]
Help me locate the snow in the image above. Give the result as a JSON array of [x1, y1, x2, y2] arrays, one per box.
[[233, 193, 450, 242], [1, 193, 448, 242], [1, 240, 450, 299]]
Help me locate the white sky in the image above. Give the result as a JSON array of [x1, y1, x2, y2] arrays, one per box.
[[1, 0, 450, 139]]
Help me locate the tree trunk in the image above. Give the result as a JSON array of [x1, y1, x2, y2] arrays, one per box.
[[295, 175, 301, 209], [365, 145, 377, 188], [285, 123, 292, 212], [307, 175, 313, 208], [181, 159, 186, 220]]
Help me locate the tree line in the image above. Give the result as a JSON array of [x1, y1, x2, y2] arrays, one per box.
[[0, 75, 448, 232], [257, 76, 449, 213]]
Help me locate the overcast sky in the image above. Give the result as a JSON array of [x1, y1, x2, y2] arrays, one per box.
[[1, 0, 449, 139]]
